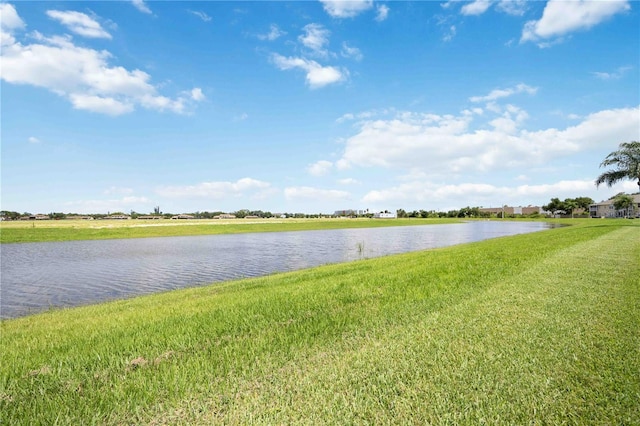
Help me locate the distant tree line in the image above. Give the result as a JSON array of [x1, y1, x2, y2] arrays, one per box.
[[541, 197, 594, 217], [395, 207, 493, 218], [2, 196, 615, 222], [0, 211, 24, 220], [0, 209, 332, 221]]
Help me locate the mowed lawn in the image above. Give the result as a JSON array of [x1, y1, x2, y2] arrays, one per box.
[[1, 221, 638, 424]]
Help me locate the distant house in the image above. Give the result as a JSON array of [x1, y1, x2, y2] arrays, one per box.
[[374, 212, 396, 219], [138, 215, 162, 220], [171, 214, 195, 220], [108, 214, 130, 220], [244, 215, 260, 219], [215, 214, 236, 219], [20, 214, 50, 220], [334, 209, 366, 217], [589, 194, 640, 218], [479, 206, 542, 216]]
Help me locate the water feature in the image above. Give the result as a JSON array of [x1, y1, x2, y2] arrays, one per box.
[[1, 221, 553, 319]]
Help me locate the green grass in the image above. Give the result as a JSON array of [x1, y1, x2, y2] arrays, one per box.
[[1, 220, 638, 424], [0, 217, 464, 243]]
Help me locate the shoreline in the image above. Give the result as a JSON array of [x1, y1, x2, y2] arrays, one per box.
[[0, 217, 470, 243]]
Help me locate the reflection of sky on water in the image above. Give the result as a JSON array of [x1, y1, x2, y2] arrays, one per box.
[[1, 221, 552, 319]]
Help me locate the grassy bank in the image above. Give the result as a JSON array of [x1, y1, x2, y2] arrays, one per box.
[[0, 217, 465, 243], [1, 220, 638, 424]]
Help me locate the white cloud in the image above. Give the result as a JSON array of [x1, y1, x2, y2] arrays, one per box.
[[141, 93, 187, 112], [271, 23, 349, 89], [189, 10, 212, 22], [284, 186, 350, 201], [434, 12, 458, 42], [363, 181, 496, 204], [308, 160, 334, 176], [131, 0, 152, 14], [189, 87, 205, 101], [271, 53, 345, 88], [361, 179, 611, 208], [440, 1, 456, 10], [341, 42, 363, 61], [362, 179, 640, 212], [0, 3, 25, 32], [65, 196, 151, 214], [299, 23, 330, 57], [320, 0, 373, 18], [514, 180, 597, 197], [470, 83, 537, 103], [376, 5, 389, 22], [337, 113, 355, 123], [69, 93, 134, 115], [496, 0, 527, 16], [28, 136, 40, 144], [488, 104, 528, 134], [338, 112, 475, 170], [0, 9, 203, 115], [443, 25, 456, 42], [156, 178, 272, 199], [258, 24, 286, 41], [461, 0, 492, 16], [46, 10, 111, 39], [104, 186, 134, 195], [521, 0, 630, 44], [443, 0, 525, 16], [337, 178, 360, 185], [336, 109, 388, 123], [592, 66, 632, 80], [336, 106, 640, 174]]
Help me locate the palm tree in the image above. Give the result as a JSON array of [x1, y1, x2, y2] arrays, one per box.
[[595, 141, 640, 190]]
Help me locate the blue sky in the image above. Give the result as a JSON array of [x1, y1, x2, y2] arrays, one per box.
[[1, 0, 638, 215]]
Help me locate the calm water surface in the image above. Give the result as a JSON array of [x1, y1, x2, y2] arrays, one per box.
[[1, 221, 552, 319]]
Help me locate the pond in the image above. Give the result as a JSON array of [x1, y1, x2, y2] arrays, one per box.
[[0, 221, 553, 319]]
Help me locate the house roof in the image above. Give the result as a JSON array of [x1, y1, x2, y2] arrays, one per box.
[[591, 194, 640, 206]]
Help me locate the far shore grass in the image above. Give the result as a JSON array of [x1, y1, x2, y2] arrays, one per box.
[[0, 217, 471, 244], [1, 219, 638, 424]]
